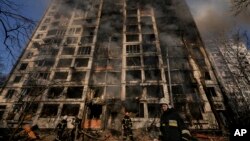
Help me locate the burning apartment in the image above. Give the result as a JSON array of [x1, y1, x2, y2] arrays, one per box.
[[0, 0, 229, 139]]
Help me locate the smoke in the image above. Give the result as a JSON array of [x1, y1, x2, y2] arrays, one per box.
[[185, 0, 250, 39]]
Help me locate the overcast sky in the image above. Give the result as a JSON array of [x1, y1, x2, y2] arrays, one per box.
[[1, 0, 249, 74]]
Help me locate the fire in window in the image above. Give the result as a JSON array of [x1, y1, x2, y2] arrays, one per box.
[[124, 99, 144, 117], [87, 104, 102, 119]]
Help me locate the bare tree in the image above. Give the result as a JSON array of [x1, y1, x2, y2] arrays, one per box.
[[231, 0, 250, 15], [0, 0, 35, 58]]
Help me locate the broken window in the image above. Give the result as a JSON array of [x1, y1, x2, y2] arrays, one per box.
[[40, 104, 59, 117], [19, 63, 28, 70], [5, 89, 16, 99], [143, 56, 158, 67], [147, 85, 164, 98], [204, 71, 211, 80], [148, 104, 160, 118], [141, 16, 152, 25], [37, 72, 50, 80], [36, 59, 55, 67], [47, 87, 64, 98], [126, 86, 142, 98], [24, 103, 38, 120], [40, 26, 47, 31], [71, 71, 86, 81], [205, 87, 217, 97], [107, 72, 121, 84], [142, 34, 156, 43], [25, 52, 33, 59], [91, 72, 106, 84], [61, 104, 80, 116], [126, 34, 139, 42], [80, 36, 94, 44], [78, 46, 91, 55], [126, 57, 141, 66], [62, 47, 75, 55], [124, 99, 144, 117], [91, 87, 104, 98], [44, 18, 50, 23], [172, 85, 184, 95], [13, 76, 22, 83], [142, 44, 157, 53], [87, 104, 102, 119], [35, 34, 43, 39], [57, 58, 72, 68], [83, 27, 95, 36], [0, 105, 6, 120], [53, 72, 68, 80], [126, 44, 140, 54], [21, 87, 43, 96], [141, 24, 154, 33], [127, 9, 137, 16], [75, 58, 89, 67], [66, 86, 83, 98], [68, 27, 82, 34], [189, 103, 203, 120], [106, 86, 121, 98], [126, 70, 141, 81], [145, 69, 161, 80], [126, 25, 139, 33], [126, 17, 138, 25], [66, 37, 78, 44]]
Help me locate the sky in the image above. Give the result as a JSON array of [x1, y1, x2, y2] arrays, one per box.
[[0, 0, 249, 75], [0, 0, 51, 74]]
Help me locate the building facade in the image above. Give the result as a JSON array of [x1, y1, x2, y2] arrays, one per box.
[[0, 0, 227, 135]]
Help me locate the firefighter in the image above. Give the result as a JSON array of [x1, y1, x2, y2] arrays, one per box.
[[55, 115, 68, 141], [122, 112, 134, 141], [159, 98, 192, 141]]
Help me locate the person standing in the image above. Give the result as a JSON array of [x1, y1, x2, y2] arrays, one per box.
[[159, 98, 192, 141], [122, 112, 134, 141], [55, 116, 68, 141]]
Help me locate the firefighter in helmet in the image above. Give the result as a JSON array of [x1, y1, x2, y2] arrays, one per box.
[[122, 112, 134, 141], [159, 98, 192, 141]]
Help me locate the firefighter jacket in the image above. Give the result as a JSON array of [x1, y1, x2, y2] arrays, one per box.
[[122, 115, 133, 130], [160, 108, 186, 141]]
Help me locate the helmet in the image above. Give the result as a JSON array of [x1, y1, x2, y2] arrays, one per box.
[[62, 115, 68, 120], [159, 98, 169, 105]]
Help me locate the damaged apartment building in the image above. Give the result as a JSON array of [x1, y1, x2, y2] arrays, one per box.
[[0, 0, 228, 138]]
